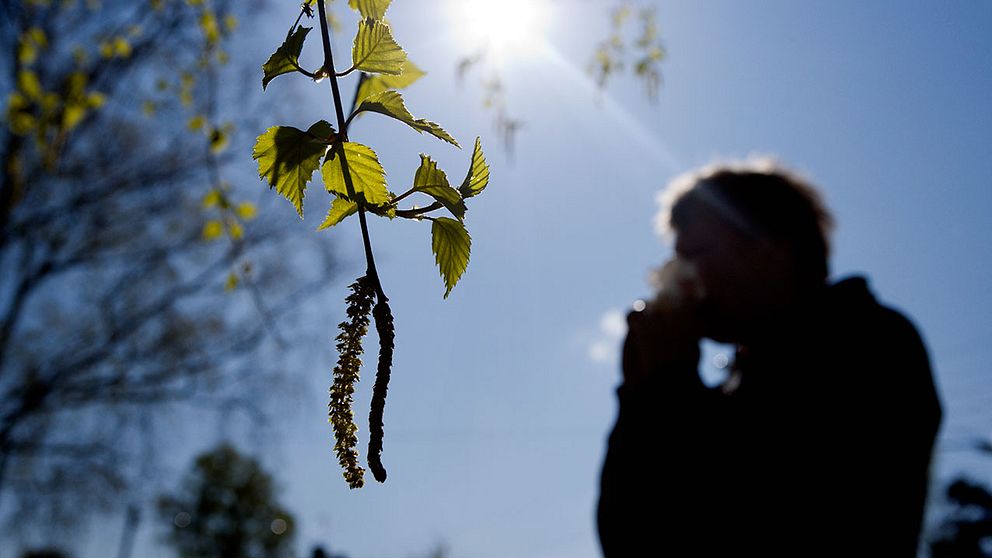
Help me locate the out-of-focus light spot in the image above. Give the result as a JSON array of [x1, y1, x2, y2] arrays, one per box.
[[588, 339, 613, 363], [174, 511, 191, 528], [632, 299, 646, 312], [699, 340, 734, 387], [600, 308, 627, 338], [588, 307, 628, 364], [270, 518, 287, 535], [713, 353, 729, 369]]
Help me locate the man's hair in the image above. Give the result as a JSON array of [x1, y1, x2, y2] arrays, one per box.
[[657, 158, 835, 282]]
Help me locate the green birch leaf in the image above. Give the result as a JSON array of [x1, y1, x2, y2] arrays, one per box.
[[252, 120, 335, 217], [431, 217, 471, 298], [355, 60, 425, 104], [351, 18, 406, 75], [458, 136, 491, 198], [262, 26, 311, 89], [413, 154, 466, 220], [348, 0, 392, 20], [321, 142, 391, 205], [307, 119, 337, 142], [318, 194, 394, 231], [353, 90, 458, 147], [318, 196, 358, 230]]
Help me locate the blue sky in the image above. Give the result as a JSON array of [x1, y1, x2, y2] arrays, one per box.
[[73, 1, 992, 556]]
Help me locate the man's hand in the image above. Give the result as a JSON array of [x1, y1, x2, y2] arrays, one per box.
[[622, 259, 704, 386]]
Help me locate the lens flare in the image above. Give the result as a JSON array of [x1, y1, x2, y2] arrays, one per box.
[[454, 0, 547, 55]]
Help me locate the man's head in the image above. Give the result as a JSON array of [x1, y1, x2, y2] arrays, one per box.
[[657, 159, 834, 343]]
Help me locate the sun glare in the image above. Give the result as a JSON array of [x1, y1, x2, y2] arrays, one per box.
[[455, 0, 547, 55]]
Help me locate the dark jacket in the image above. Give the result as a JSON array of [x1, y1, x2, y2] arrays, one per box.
[[597, 276, 942, 557]]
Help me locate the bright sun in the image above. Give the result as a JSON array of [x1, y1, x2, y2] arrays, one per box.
[[455, 0, 546, 54]]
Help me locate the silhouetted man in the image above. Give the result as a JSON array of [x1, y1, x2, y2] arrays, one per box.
[[597, 161, 942, 556]]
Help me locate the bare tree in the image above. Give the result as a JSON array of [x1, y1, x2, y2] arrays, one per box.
[[0, 0, 334, 526]]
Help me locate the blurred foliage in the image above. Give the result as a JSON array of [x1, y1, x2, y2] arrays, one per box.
[[0, 0, 335, 529], [588, 2, 666, 102], [930, 476, 992, 558], [455, 51, 522, 155], [158, 444, 295, 558]]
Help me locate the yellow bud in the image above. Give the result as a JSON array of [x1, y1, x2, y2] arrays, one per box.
[[202, 220, 223, 241], [201, 189, 221, 208], [226, 220, 243, 240], [224, 272, 239, 291], [236, 202, 257, 220]]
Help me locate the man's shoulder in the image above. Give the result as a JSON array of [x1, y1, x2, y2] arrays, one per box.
[[822, 274, 933, 380], [825, 275, 923, 339], [823, 275, 942, 424]]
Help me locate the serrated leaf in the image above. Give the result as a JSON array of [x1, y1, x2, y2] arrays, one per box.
[[252, 120, 335, 217], [413, 154, 448, 189], [321, 142, 391, 205], [351, 18, 406, 75], [413, 155, 465, 220], [354, 90, 458, 147], [306, 119, 337, 142], [317, 192, 395, 231], [419, 186, 465, 220], [459, 137, 490, 198], [348, 0, 392, 20], [262, 26, 311, 89], [431, 217, 471, 298], [355, 60, 425, 104], [318, 196, 358, 230]]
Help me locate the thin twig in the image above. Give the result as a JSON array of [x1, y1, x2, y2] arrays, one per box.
[[315, 0, 387, 303], [395, 201, 443, 219]]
